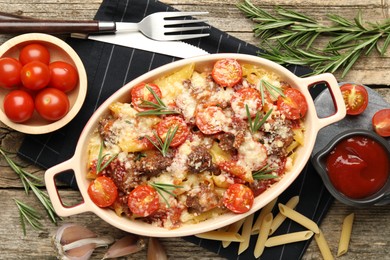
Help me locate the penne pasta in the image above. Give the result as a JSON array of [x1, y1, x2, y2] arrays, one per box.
[[195, 231, 244, 242], [252, 197, 278, 234], [315, 230, 334, 260], [238, 213, 254, 255], [269, 196, 299, 235], [222, 218, 245, 248], [337, 213, 355, 257], [278, 203, 320, 234], [265, 230, 314, 247], [254, 212, 273, 258]]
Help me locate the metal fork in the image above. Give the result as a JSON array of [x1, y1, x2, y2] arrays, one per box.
[[0, 11, 210, 41]]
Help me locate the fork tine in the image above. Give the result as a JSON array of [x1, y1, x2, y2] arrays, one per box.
[[164, 26, 210, 33], [162, 33, 210, 41], [160, 11, 209, 18], [164, 19, 208, 26]]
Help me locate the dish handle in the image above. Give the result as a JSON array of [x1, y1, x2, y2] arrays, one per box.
[[300, 73, 346, 129], [44, 157, 89, 217]]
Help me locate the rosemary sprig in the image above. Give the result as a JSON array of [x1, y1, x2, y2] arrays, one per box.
[[257, 79, 285, 105], [145, 126, 178, 157], [237, 0, 390, 77], [246, 105, 273, 133], [136, 85, 179, 116], [0, 147, 60, 234], [252, 165, 278, 180], [150, 182, 183, 207], [96, 141, 118, 174]]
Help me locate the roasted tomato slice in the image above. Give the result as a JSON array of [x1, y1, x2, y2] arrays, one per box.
[[212, 58, 243, 87], [277, 88, 308, 120], [340, 83, 368, 115], [157, 116, 189, 147], [223, 183, 254, 214], [88, 176, 118, 208], [131, 83, 162, 111], [127, 185, 160, 217], [372, 109, 390, 137], [231, 87, 262, 119], [195, 105, 226, 135]]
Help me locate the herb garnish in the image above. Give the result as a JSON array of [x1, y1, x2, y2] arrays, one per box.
[[246, 105, 273, 133], [145, 126, 178, 157], [96, 141, 118, 174], [258, 79, 285, 105], [150, 182, 183, 207], [136, 85, 179, 116], [252, 165, 278, 180]]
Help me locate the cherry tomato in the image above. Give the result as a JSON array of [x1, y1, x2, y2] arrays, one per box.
[[49, 61, 79, 92], [340, 83, 369, 115], [372, 109, 390, 137], [0, 57, 22, 89], [131, 83, 162, 111], [35, 88, 69, 121], [223, 183, 254, 214], [3, 90, 34, 123], [219, 161, 252, 182], [88, 176, 118, 207], [277, 88, 308, 120], [195, 105, 226, 135], [212, 58, 242, 87], [127, 185, 160, 217], [157, 116, 189, 147], [19, 43, 50, 65], [20, 61, 51, 90], [231, 87, 262, 118]]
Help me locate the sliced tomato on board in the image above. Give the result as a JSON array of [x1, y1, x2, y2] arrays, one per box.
[[223, 183, 254, 214], [157, 116, 189, 147], [372, 109, 390, 137], [195, 105, 226, 135], [131, 83, 162, 111], [340, 83, 369, 115], [88, 176, 118, 208], [212, 58, 243, 87], [231, 87, 262, 119], [127, 185, 160, 217], [277, 88, 308, 120]]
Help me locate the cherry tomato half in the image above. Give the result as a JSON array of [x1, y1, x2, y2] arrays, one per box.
[[19, 43, 50, 65], [277, 88, 308, 120], [195, 105, 226, 135], [157, 116, 189, 147], [131, 83, 162, 111], [223, 183, 254, 214], [49, 61, 79, 92], [0, 57, 22, 89], [340, 83, 369, 115], [372, 109, 390, 137], [88, 176, 118, 207], [21, 61, 51, 90], [212, 58, 243, 87], [231, 87, 262, 119], [35, 88, 69, 121], [127, 185, 160, 217], [3, 90, 34, 123]]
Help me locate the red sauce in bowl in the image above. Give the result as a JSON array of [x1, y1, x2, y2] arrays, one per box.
[[326, 135, 389, 199]]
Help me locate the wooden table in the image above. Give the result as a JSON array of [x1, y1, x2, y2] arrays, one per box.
[[0, 0, 389, 259]]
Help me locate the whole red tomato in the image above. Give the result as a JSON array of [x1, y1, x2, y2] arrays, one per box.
[[340, 83, 368, 115], [0, 57, 22, 89], [3, 89, 34, 122], [21, 61, 51, 90], [372, 109, 390, 137], [35, 88, 69, 121], [48, 61, 79, 92], [19, 43, 50, 65]]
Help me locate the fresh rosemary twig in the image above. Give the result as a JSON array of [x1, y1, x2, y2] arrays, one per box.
[[252, 165, 278, 180], [145, 126, 178, 157], [136, 85, 179, 116], [150, 182, 183, 207], [237, 0, 390, 77], [246, 105, 273, 133], [96, 141, 118, 174], [0, 147, 60, 234], [257, 79, 285, 105]]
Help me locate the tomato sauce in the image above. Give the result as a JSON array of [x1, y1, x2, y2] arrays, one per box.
[[326, 135, 389, 199]]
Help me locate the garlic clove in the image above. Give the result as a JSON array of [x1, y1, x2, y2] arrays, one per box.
[[103, 234, 146, 259], [147, 237, 167, 260]]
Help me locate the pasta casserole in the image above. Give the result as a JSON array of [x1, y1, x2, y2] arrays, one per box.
[[86, 58, 308, 229]]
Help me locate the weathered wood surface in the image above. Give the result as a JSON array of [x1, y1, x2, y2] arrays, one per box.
[[0, 0, 389, 259]]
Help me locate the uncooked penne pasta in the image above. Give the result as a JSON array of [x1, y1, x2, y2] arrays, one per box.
[[254, 212, 273, 258], [238, 213, 254, 255], [337, 213, 355, 257], [252, 197, 277, 235], [269, 196, 299, 235], [315, 230, 334, 260], [195, 231, 244, 242], [265, 230, 314, 247], [222, 218, 245, 248], [278, 203, 320, 234]]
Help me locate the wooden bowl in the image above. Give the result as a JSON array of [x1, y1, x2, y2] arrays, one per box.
[[0, 33, 87, 134]]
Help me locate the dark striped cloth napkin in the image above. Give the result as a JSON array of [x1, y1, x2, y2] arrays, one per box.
[[18, 0, 332, 259]]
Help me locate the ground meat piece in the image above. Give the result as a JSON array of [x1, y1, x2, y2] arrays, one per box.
[[187, 145, 214, 173], [98, 118, 116, 143], [108, 158, 140, 192], [186, 184, 221, 213], [260, 116, 294, 156], [134, 150, 173, 176], [214, 132, 236, 153]]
